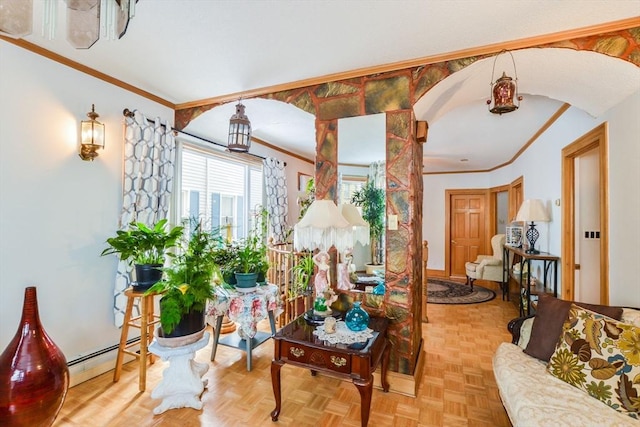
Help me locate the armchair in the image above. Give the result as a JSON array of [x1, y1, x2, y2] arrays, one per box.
[[465, 234, 505, 290]]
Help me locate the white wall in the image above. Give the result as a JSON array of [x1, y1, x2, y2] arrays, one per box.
[[0, 42, 315, 383], [422, 90, 640, 307], [604, 90, 640, 306], [0, 42, 173, 377]]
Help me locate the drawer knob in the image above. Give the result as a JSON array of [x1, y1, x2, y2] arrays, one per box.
[[290, 347, 304, 358], [330, 356, 346, 367]]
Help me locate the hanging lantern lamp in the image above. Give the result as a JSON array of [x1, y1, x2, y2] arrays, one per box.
[[227, 101, 252, 152], [486, 50, 523, 115]]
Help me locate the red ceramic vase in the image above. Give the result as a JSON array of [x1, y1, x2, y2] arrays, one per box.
[[0, 287, 69, 426]]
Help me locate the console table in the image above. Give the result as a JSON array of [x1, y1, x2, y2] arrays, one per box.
[[270, 315, 390, 427], [502, 245, 559, 316]]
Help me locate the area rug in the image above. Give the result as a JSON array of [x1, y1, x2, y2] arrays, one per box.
[[426, 278, 496, 305]]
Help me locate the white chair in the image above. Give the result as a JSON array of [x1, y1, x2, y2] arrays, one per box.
[[465, 234, 505, 290]]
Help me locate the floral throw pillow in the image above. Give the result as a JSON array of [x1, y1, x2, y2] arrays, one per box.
[[547, 304, 640, 420]]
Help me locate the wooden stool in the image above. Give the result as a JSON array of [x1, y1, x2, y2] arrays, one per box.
[[113, 287, 161, 392]]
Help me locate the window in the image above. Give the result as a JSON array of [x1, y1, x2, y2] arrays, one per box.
[[338, 175, 365, 205], [177, 142, 263, 241]]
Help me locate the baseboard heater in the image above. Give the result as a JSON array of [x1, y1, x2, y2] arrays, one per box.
[[67, 336, 140, 367]]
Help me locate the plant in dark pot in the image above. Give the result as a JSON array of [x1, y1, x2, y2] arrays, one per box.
[[351, 179, 385, 271], [209, 232, 240, 286], [145, 224, 218, 340], [101, 219, 184, 290]]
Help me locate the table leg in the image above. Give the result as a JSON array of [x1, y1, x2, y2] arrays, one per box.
[[270, 359, 284, 421], [354, 376, 373, 427], [139, 295, 148, 392], [210, 315, 223, 361], [268, 310, 276, 335], [381, 340, 391, 392], [246, 336, 252, 371]]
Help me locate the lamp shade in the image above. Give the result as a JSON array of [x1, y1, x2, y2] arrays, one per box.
[[515, 199, 549, 222], [294, 200, 351, 253], [339, 203, 370, 246]]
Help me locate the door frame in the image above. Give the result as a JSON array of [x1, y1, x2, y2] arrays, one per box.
[[489, 184, 510, 236], [561, 123, 609, 303], [508, 176, 524, 222], [444, 189, 490, 278]]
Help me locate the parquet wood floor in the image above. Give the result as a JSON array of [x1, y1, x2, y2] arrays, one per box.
[[55, 281, 517, 427]]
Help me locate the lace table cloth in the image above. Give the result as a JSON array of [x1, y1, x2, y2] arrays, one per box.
[[313, 320, 373, 344]]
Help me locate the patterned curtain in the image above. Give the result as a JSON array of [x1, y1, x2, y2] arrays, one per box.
[[263, 157, 288, 243], [112, 110, 176, 327]]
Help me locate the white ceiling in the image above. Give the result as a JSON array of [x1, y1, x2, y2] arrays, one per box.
[[7, 0, 640, 171]]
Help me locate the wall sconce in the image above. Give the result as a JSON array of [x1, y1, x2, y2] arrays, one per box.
[[227, 101, 252, 153], [486, 50, 523, 115], [79, 104, 105, 161]]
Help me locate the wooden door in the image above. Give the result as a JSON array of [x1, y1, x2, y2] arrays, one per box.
[[448, 192, 486, 278]]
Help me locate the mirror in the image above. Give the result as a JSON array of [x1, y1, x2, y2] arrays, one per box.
[[337, 113, 386, 288]]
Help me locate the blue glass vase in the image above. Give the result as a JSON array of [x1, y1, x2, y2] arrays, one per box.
[[345, 301, 370, 331]]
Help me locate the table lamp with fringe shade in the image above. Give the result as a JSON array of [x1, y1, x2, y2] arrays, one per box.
[[294, 200, 352, 316]]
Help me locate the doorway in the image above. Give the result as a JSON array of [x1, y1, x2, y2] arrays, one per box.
[[445, 190, 489, 278], [561, 123, 609, 304], [490, 185, 510, 236]]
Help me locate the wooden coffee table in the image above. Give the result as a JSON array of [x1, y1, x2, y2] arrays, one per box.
[[270, 314, 390, 427]]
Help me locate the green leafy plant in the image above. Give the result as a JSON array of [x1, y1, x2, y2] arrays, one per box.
[[291, 253, 314, 294], [145, 224, 220, 335], [101, 219, 184, 265], [351, 180, 385, 265], [233, 207, 269, 276], [298, 177, 315, 221], [210, 241, 240, 283]]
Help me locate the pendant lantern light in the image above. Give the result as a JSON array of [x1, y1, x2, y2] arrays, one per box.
[[486, 50, 523, 115], [227, 101, 252, 153]]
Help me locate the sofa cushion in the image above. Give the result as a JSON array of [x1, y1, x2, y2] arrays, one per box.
[[524, 294, 623, 362], [516, 317, 535, 349], [493, 342, 638, 426], [622, 308, 640, 327], [547, 304, 640, 420]]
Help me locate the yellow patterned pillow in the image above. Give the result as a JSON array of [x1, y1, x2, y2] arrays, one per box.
[[547, 304, 640, 420]]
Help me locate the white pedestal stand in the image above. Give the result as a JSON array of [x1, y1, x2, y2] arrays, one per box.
[[148, 332, 210, 415]]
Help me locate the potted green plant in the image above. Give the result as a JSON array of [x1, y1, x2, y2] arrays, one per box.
[[210, 240, 240, 285], [233, 208, 269, 290], [145, 224, 221, 338], [291, 253, 314, 294], [233, 235, 269, 290], [101, 219, 184, 290], [351, 180, 385, 269], [289, 252, 314, 314]]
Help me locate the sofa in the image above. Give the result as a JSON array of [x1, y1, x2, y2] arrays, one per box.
[[493, 294, 640, 426]]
